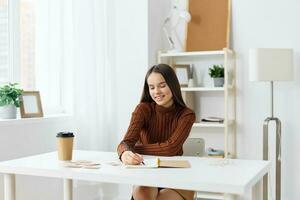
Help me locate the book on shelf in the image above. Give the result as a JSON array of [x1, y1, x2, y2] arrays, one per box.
[[207, 155, 224, 158], [201, 117, 224, 123], [124, 158, 191, 169], [206, 148, 224, 158]]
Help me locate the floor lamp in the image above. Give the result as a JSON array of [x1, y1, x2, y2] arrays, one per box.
[[249, 48, 293, 200]]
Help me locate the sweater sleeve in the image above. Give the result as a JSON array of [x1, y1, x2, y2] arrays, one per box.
[[134, 110, 195, 156], [117, 104, 147, 158]]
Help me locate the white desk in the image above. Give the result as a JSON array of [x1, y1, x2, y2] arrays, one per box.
[[0, 150, 270, 200]]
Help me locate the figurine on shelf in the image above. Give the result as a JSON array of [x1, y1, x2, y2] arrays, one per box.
[[188, 64, 196, 87]]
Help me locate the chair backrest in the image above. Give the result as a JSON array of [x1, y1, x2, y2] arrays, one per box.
[[183, 138, 205, 157]]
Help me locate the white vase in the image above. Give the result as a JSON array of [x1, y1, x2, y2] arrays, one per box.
[[213, 77, 224, 87], [188, 78, 196, 87], [0, 105, 17, 119]]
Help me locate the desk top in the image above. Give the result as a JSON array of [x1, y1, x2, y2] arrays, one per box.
[[0, 150, 270, 194]]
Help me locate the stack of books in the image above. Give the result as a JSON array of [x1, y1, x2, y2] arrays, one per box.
[[201, 117, 224, 123], [206, 148, 224, 158]]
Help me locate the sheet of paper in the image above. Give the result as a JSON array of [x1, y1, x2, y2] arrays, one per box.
[[123, 158, 159, 168]]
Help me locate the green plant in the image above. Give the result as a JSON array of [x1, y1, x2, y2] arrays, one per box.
[[0, 83, 23, 107], [209, 65, 224, 78]]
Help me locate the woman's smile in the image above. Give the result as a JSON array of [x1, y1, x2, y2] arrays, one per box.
[[154, 95, 164, 101]]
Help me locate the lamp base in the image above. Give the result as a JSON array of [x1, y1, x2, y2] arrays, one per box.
[[263, 117, 281, 200]]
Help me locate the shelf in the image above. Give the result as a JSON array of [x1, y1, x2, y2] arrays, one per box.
[[181, 87, 223, 92], [196, 191, 224, 200], [191, 120, 234, 128], [0, 113, 72, 126], [159, 50, 225, 58], [181, 85, 233, 92], [193, 122, 224, 128]]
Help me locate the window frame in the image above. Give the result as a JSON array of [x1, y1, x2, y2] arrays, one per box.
[[3, 0, 71, 116], [8, 0, 21, 84]]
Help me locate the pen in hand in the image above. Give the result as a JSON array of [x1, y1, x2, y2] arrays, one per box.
[[141, 161, 145, 165]]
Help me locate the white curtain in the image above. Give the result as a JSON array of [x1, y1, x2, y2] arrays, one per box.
[[71, 0, 116, 151], [34, 1, 147, 198], [36, 0, 116, 151], [35, 0, 64, 113]]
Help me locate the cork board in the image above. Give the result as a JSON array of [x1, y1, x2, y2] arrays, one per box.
[[186, 0, 231, 51]]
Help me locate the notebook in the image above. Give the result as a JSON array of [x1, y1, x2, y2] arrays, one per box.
[[124, 158, 191, 168]]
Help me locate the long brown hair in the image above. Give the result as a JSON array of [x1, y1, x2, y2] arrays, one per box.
[[140, 64, 186, 108]]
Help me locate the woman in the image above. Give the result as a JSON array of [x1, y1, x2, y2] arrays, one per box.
[[117, 64, 195, 200]]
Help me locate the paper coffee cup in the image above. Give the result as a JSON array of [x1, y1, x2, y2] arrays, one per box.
[[56, 132, 74, 161]]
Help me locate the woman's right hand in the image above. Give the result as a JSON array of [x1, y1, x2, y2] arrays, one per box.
[[121, 150, 144, 165]]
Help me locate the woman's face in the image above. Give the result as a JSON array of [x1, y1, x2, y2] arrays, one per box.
[[147, 72, 173, 108]]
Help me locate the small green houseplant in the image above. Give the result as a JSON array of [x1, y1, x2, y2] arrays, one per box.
[[209, 65, 224, 87], [0, 83, 23, 119]]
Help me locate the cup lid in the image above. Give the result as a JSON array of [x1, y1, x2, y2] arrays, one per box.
[[56, 132, 74, 138]]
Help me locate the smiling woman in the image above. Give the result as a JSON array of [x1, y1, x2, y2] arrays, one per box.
[[117, 64, 196, 200]]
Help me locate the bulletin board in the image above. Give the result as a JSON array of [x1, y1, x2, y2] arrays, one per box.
[[186, 0, 231, 51]]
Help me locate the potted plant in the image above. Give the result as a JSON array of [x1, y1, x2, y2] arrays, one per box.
[[0, 83, 23, 119], [209, 65, 224, 87]]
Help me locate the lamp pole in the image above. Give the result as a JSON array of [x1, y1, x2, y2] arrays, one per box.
[[263, 81, 281, 200], [249, 48, 293, 200]]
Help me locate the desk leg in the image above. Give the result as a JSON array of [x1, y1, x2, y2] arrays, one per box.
[[63, 179, 73, 200], [252, 180, 262, 200], [4, 174, 16, 200]]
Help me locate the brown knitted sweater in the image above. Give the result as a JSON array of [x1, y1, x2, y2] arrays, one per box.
[[117, 102, 195, 157]]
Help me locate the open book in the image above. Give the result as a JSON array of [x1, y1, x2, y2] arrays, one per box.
[[124, 158, 191, 168]]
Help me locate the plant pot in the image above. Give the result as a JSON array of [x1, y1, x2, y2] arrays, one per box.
[[213, 77, 224, 87], [0, 105, 17, 119]]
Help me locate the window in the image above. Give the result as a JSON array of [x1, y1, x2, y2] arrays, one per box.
[[0, 0, 9, 84], [20, 0, 36, 90], [0, 0, 36, 89], [0, 0, 68, 115]]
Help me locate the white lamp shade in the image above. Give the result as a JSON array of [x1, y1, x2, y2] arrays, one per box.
[[249, 48, 293, 81]]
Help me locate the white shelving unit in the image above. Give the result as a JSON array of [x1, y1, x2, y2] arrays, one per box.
[[158, 48, 236, 200], [157, 48, 236, 158]]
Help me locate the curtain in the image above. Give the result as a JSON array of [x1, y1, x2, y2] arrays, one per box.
[[0, 0, 9, 84], [72, 0, 116, 151], [35, 0, 116, 150], [35, 0, 65, 113]]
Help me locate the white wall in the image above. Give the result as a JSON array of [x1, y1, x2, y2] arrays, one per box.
[[232, 0, 300, 199], [148, 0, 171, 66], [113, 0, 170, 142], [147, 0, 300, 199], [113, 0, 150, 198], [114, 0, 149, 146], [0, 117, 74, 200]]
